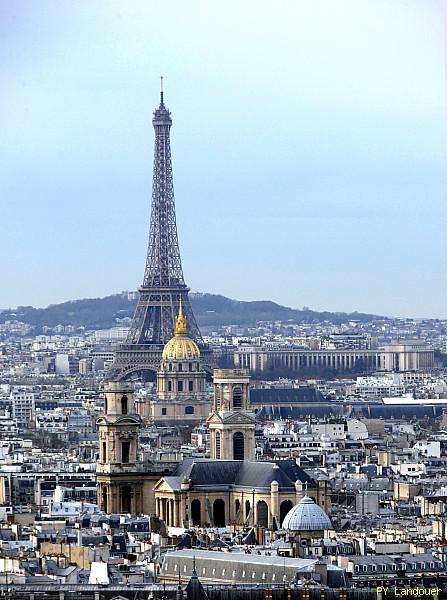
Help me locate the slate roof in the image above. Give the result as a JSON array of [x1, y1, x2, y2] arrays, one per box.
[[0, 529, 15, 541], [256, 405, 345, 419], [82, 534, 109, 546], [251, 387, 324, 404], [169, 458, 314, 491]]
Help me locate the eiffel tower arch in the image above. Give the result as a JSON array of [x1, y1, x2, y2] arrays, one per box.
[[109, 85, 208, 381]]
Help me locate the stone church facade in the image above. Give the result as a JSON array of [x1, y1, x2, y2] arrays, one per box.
[[97, 310, 331, 529]]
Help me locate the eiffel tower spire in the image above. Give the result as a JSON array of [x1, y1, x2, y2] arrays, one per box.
[[109, 85, 204, 380]]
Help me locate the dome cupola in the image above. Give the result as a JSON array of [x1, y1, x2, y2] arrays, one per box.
[[162, 301, 200, 361], [282, 494, 332, 532]]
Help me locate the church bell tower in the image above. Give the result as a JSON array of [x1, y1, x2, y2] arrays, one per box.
[[207, 369, 256, 461], [96, 381, 144, 514]]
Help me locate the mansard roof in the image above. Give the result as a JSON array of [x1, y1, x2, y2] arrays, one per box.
[[166, 458, 314, 491]]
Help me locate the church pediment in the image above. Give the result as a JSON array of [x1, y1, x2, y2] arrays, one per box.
[[153, 478, 175, 493], [221, 412, 256, 425], [206, 413, 224, 425]]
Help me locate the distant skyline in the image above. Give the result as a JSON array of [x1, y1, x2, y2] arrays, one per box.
[[1, 1, 447, 317]]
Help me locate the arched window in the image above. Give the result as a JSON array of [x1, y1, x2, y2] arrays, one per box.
[[233, 387, 242, 409], [178, 380, 183, 392], [235, 499, 241, 520], [188, 380, 193, 392], [233, 432, 245, 460], [168, 380, 172, 392], [280, 500, 294, 526], [215, 387, 221, 410], [245, 500, 251, 520], [191, 499, 201, 525], [101, 485, 108, 513], [213, 499, 226, 527], [169, 363, 172, 371], [185, 406, 194, 415], [122, 441, 130, 463], [121, 486, 132, 513], [121, 396, 128, 415], [102, 442, 106, 463], [257, 500, 269, 528], [215, 431, 221, 459]]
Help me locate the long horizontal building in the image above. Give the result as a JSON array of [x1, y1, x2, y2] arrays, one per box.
[[234, 342, 433, 374], [161, 549, 346, 587]]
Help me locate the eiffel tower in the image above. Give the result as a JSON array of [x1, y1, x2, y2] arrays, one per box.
[[109, 82, 205, 380]]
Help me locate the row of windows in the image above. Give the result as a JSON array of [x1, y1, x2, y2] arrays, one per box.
[[161, 406, 195, 416], [168, 362, 200, 372], [354, 562, 438, 573], [102, 441, 131, 463], [104, 395, 128, 414], [170, 563, 287, 581], [215, 387, 243, 409], [167, 380, 194, 392], [214, 431, 245, 460]]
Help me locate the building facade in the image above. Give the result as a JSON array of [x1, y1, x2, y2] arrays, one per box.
[[234, 342, 434, 374], [207, 369, 256, 461], [153, 458, 330, 530], [138, 306, 212, 424], [96, 381, 169, 515]]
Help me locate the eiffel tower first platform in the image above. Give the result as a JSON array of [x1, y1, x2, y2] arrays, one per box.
[[108, 84, 208, 381]]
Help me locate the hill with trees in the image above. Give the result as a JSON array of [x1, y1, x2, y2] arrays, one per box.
[[0, 292, 383, 333]]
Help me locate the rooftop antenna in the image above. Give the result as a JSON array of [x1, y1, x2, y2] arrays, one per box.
[[160, 75, 164, 105]]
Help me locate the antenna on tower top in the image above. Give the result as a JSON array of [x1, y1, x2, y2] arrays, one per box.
[[160, 75, 164, 104]]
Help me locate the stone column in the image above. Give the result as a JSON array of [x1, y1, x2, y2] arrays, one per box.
[[111, 482, 118, 513], [295, 481, 303, 504], [180, 480, 190, 526], [166, 499, 170, 525], [179, 494, 186, 527], [173, 497, 179, 527], [270, 481, 279, 528]]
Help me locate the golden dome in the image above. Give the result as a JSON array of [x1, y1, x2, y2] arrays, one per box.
[[162, 301, 201, 361]]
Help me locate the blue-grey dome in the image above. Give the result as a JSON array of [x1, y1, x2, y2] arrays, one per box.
[[282, 495, 332, 532]]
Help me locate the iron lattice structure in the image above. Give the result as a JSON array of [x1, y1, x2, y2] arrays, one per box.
[[109, 90, 205, 380]]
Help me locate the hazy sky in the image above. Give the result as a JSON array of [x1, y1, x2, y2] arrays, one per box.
[[1, 0, 446, 317]]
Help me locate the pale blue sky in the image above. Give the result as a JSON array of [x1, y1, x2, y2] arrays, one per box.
[[1, 0, 446, 317]]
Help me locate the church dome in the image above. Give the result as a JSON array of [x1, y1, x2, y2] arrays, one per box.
[[162, 336, 200, 361], [282, 495, 332, 532], [162, 302, 200, 361]]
